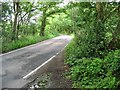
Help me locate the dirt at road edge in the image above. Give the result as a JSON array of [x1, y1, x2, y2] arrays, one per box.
[[26, 51, 72, 89], [47, 51, 72, 88]]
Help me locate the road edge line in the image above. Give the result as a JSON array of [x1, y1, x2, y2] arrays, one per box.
[[23, 55, 55, 79], [22, 42, 70, 80]]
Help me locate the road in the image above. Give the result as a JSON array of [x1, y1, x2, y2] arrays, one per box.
[[0, 35, 72, 88]]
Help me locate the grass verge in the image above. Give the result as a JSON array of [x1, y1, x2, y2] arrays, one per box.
[[2, 33, 59, 53]]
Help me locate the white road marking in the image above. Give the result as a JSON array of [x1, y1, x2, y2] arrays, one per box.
[[23, 55, 55, 79], [22, 42, 70, 79]]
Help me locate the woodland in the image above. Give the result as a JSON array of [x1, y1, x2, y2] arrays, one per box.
[[1, 1, 120, 88]]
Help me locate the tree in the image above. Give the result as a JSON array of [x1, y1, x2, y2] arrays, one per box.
[[38, 2, 66, 36], [109, 3, 120, 49], [94, 2, 105, 51], [12, 1, 20, 40], [40, 6, 47, 36]]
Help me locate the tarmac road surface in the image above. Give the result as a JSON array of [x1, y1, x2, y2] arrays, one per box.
[[0, 35, 72, 89]]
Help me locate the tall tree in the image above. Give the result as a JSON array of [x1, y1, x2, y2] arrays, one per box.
[[40, 6, 47, 36], [94, 2, 106, 53], [12, 1, 19, 40], [38, 2, 66, 36], [112, 3, 120, 49]]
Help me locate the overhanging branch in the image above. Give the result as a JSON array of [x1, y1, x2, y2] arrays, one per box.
[[103, 5, 119, 22]]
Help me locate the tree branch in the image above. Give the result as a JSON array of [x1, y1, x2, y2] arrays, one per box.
[[46, 8, 66, 17], [103, 5, 119, 22], [18, 8, 38, 23]]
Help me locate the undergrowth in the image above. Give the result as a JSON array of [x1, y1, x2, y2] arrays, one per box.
[[2, 32, 59, 53], [65, 39, 120, 88]]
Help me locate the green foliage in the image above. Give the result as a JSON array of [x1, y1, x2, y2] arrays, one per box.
[[68, 2, 120, 57], [65, 47, 120, 88], [73, 75, 116, 88], [2, 32, 57, 53], [65, 3, 120, 88], [45, 25, 59, 37], [47, 13, 72, 34], [104, 50, 120, 72], [2, 2, 120, 88], [2, 2, 69, 53]]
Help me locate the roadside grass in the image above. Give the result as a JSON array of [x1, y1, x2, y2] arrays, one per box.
[[2, 32, 59, 53]]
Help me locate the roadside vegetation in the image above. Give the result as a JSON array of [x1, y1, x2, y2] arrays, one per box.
[[1, 2, 71, 53], [65, 2, 120, 88], [1, 1, 120, 89]]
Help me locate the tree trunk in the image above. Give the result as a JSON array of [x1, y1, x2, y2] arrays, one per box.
[[116, 4, 120, 37], [94, 2, 106, 57], [95, 2, 105, 43], [16, 21, 19, 39], [12, 2, 19, 40], [40, 9, 47, 36], [114, 4, 120, 48], [96, 2, 104, 21]]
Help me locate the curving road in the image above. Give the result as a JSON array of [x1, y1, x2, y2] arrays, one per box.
[[0, 35, 72, 89]]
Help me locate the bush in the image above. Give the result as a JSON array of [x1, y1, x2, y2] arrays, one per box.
[[65, 45, 120, 88], [104, 50, 120, 72], [73, 75, 116, 88], [2, 33, 57, 53]]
